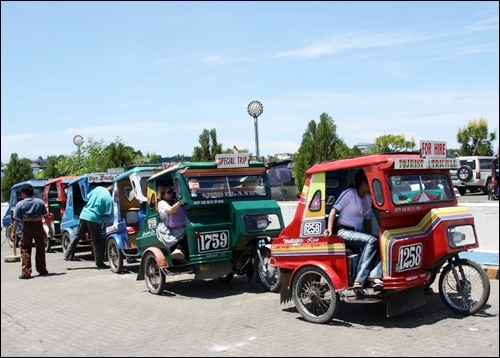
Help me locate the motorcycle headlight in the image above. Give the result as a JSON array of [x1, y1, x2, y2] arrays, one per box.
[[447, 225, 476, 248], [243, 215, 270, 232]]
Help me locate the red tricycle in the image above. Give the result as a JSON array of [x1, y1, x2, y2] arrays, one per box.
[[271, 145, 491, 324]]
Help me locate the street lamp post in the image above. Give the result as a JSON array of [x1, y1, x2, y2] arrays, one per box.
[[73, 134, 84, 166], [247, 100, 263, 160]]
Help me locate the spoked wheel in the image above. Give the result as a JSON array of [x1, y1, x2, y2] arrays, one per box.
[[107, 239, 123, 274], [439, 258, 490, 315], [292, 266, 339, 324], [61, 232, 71, 255], [45, 236, 52, 252], [6, 225, 14, 248], [143, 252, 166, 295], [255, 247, 281, 292]]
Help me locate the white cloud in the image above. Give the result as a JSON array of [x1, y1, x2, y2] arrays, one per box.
[[272, 31, 440, 58], [463, 16, 499, 32]]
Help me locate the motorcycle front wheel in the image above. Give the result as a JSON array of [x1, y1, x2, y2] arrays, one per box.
[[255, 247, 281, 292], [439, 258, 490, 315]]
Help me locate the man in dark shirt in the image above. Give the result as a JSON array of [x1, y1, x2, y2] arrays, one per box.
[[11, 184, 54, 279]]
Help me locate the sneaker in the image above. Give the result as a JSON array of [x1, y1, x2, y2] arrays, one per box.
[[96, 264, 110, 270], [170, 248, 185, 260], [39, 271, 49, 276]]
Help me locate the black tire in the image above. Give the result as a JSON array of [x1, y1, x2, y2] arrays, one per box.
[[107, 239, 123, 274], [45, 236, 52, 252], [438, 258, 490, 315], [6, 225, 13, 248], [458, 187, 466, 196], [61, 232, 71, 255], [457, 165, 473, 181], [217, 273, 235, 282], [255, 247, 281, 292], [292, 266, 339, 324], [143, 251, 166, 295]]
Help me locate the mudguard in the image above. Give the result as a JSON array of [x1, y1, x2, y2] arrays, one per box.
[[280, 261, 343, 304], [136, 246, 167, 281], [108, 234, 126, 250]]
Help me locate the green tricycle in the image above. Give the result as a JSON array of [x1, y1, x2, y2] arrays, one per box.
[[136, 154, 285, 295]]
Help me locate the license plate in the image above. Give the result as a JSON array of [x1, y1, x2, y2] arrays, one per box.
[[398, 243, 423, 271], [198, 230, 230, 253]]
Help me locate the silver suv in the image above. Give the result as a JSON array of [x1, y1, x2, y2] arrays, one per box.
[[451, 156, 497, 195]]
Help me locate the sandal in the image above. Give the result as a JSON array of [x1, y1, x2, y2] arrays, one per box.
[[368, 278, 384, 291], [352, 282, 363, 289]]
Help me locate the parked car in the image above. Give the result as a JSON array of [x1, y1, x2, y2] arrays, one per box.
[[487, 158, 499, 201], [2, 179, 48, 248], [266, 159, 299, 201], [451, 156, 497, 195]]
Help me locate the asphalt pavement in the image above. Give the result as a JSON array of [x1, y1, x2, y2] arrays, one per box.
[[1, 199, 498, 357], [1, 236, 499, 357]]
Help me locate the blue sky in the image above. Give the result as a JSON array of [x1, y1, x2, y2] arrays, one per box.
[[1, 1, 498, 162]]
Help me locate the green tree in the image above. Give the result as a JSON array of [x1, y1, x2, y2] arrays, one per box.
[[55, 136, 109, 175], [457, 118, 497, 156], [1, 153, 34, 202], [41, 155, 62, 178], [293, 113, 351, 192], [104, 139, 135, 169], [370, 134, 416, 153], [148, 154, 161, 164], [447, 148, 461, 158], [192, 128, 223, 161], [351, 146, 362, 156]]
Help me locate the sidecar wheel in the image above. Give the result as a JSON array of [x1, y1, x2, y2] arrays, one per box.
[[439, 259, 490, 315], [107, 239, 123, 274], [143, 251, 166, 295], [45, 236, 52, 252], [61, 232, 71, 255], [292, 266, 339, 324]]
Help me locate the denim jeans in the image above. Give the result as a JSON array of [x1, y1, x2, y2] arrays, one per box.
[[338, 228, 381, 282]]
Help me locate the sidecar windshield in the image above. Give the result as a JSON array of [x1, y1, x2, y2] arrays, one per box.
[[187, 175, 266, 200], [389, 173, 453, 205]]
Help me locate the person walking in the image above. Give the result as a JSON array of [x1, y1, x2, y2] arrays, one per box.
[[10, 184, 54, 279], [64, 185, 113, 269]]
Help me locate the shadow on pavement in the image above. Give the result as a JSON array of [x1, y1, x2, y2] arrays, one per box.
[[281, 291, 496, 328]]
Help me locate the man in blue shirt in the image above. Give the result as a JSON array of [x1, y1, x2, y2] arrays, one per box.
[[11, 184, 54, 279], [64, 185, 113, 269]]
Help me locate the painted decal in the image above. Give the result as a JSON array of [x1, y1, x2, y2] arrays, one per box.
[[380, 206, 474, 276]]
